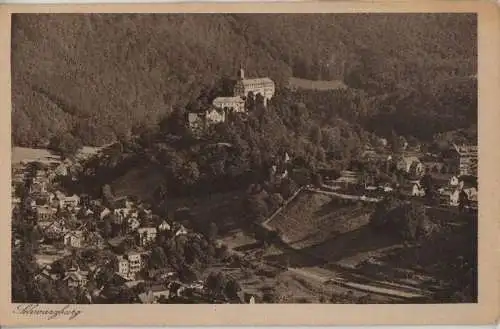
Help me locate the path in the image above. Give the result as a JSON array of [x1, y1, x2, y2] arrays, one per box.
[[288, 267, 430, 300]]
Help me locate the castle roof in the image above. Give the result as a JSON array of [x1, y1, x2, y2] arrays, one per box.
[[238, 77, 275, 86], [213, 96, 245, 103]]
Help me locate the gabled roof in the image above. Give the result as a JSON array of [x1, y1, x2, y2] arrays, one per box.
[[238, 77, 275, 86], [213, 96, 244, 103], [452, 143, 478, 155]]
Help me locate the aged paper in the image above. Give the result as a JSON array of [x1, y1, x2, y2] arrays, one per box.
[[0, 1, 499, 326]]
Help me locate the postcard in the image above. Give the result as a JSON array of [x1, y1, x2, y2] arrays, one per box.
[[0, 1, 499, 326]]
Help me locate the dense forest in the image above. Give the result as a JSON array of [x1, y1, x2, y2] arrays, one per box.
[[11, 13, 476, 147]]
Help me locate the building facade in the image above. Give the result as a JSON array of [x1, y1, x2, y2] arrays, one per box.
[[137, 227, 157, 246], [212, 96, 245, 113], [444, 144, 478, 176], [233, 68, 275, 105], [64, 230, 84, 248]]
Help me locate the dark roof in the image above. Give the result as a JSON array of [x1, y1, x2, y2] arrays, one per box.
[[459, 175, 478, 188]]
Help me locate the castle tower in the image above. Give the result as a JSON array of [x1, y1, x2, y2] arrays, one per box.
[[238, 66, 245, 80]]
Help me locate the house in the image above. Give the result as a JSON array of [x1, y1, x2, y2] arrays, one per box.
[[333, 170, 359, 188], [449, 189, 460, 206], [167, 281, 187, 298], [63, 268, 88, 288], [158, 220, 171, 232], [442, 144, 478, 176], [100, 207, 111, 220], [36, 205, 55, 221], [57, 194, 80, 209], [86, 231, 106, 249], [35, 266, 59, 283], [30, 181, 48, 194], [138, 290, 155, 304], [396, 156, 423, 176], [148, 268, 177, 281], [174, 225, 188, 237], [114, 208, 132, 220], [128, 252, 142, 276], [233, 67, 275, 106], [43, 220, 68, 240], [189, 280, 205, 293], [139, 284, 171, 303], [137, 227, 157, 246], [205, 108, 226, 125], [212, 96, 245, 113], [54, 163, 69, 177], [449, 175, 459, 186], [411, 183, 425, 197], [116, 255, 131, 279], [124, 217, 140, 233], [463, 186, 478, 202], [64, 230, 84, 248], [188, 112, 205, 136]]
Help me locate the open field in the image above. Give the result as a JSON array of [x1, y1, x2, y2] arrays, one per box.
[[11, 147, 60, 165], [288, 77, 348, 91], [12, 146, 106, 166], [267, 190, 375, 249]]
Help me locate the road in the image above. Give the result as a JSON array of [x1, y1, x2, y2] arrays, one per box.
[[287, 267, 430, 300]]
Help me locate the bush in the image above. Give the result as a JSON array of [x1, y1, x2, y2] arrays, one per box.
[[370, 197, 432, 241]]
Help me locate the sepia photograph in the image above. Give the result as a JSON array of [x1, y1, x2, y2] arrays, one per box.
[[1, 1, 499, 326]]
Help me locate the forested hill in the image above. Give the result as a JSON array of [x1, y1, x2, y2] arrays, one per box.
[[11, 13, 476, 147]]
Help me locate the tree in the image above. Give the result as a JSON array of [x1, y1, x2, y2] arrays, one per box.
[[206, 222, 218, 242], [224, 278, 242, 301], [310, 125, 322, 146], [245, 194, 269, 222], [206, 271, 227, 299], [48, 133, 83, 160], [149, 246, 168, 270]]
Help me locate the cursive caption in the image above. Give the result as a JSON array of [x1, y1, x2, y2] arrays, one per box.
[[14, 304, 83, 320]]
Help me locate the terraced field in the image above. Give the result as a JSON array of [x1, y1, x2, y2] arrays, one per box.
[[267, 190, 374, 249]]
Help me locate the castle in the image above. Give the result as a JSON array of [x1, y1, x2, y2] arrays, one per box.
[[188, 67, 275, 135]]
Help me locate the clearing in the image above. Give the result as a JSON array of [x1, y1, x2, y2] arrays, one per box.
[[11, 145, 106, 166], [288, 77, 348, 91]]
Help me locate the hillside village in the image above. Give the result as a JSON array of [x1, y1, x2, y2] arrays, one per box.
[[12, 152, 256, 304], [11, 106, 478, 303], [10, 12, 478, 306]]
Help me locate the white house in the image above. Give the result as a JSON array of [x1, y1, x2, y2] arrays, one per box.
[[63, 268, 88, 288], [396, 156, 423, 176], [64, 230, 84, 248], [58, 194, 80, 209], [175, 225, 188, 237], [449, 189, 460, 206], [205, 108, 226, 125], [100, 207, 111, 220], [127, 217, 141, 232], [116, 252, 143, 280], [464, 186, 478, 202], [137, 227, 157, 246], [212, 96, 246, 113], [158, 220, 171, 232], [412, 183, 426, 197]]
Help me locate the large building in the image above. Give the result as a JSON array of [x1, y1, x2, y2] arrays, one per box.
[[190, 66, 275, 135], [444, 144, 478, 176], [187, 108, 227, 136], [233, 67, 275, 105], [212, 96, 245, 113]]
